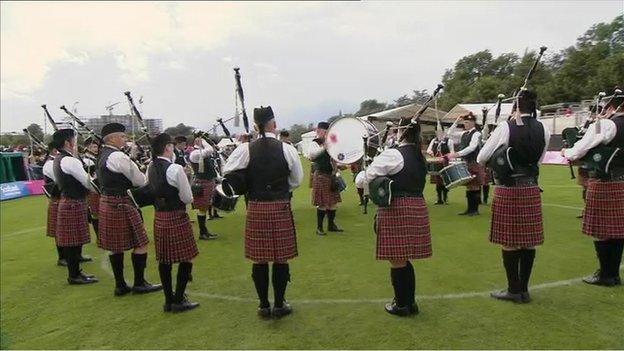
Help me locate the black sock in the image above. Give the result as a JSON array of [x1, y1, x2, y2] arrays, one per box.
[[109, 253, 126, 288], [390, 266, 408, 308], [612, 240, 624, 279], [519, 249, 536, 292], [56, 245, 64, 260], [472, 191, 480, 212], [78, 245, 83, 258], [483, 185, 490, 204], [327, 210, 337, 227], [464, 191, 471, 212], [158, 263, 173, 305], [436, 185, 444, 203], [64, 246, 81, 278], [502, 250, 521, 294], [405, 261, 415, 306], [174, 262, 192, 303], [594, 241, 611, 279], [316, 209, 326, 230], [131, 253, 147, 286], [357, 188, 364, 203], [443, 188, 449, 202], [197, 215, 207, 235], [272, 263, 290, 308], [252, 263, 270, 308]]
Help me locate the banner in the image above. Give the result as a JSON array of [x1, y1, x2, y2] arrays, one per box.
[[0, 181, 31, 201]]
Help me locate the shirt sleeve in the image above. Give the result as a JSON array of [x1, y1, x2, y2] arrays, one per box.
[[283, 143, 304, 190], [106, 151, 146, 187], [223, 143, 250, 174], [82, 157, 95, 167], [364, 148, 404, 183], [43, 160, 55, 181], [426, 139, 435, 155], [306, 141, 325, 160], [166, 164, 193, 204], [563, 119, 617, 161], [200, 145, 214, 158], [448, 139, 455, 153], [458, 131, 482, 157], [61, 157, 95, 192], [477, 122, 509, 165]]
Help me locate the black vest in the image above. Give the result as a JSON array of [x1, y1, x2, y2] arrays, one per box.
[[389, 144, 427, 196], [246, 137, 290, 201], [312, 138, 333, 174], [148, 158, 185, 211], [53, 151, 89, 199], [83, 153, 97, 176], [432, 138, 450, 156], [174, 148, 187, 167], [460, 129, 480, 162], [97, 146, 133, 195], [190, 152, 217, 180], [508, 117, 546, 177], [606, 113, 624, 169]]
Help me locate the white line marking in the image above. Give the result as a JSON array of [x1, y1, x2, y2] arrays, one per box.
[[542, 203, 583, 211], [0, 226, 46, 240]]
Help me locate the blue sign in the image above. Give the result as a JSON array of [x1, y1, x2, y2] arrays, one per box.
[[0, 181, 30, 201]]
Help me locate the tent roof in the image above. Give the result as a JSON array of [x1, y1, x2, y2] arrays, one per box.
[[359, 103, 447, 124], [443, 103, 514, 125]]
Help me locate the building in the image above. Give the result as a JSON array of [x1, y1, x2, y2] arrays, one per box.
[[65, 114, 163, 136]]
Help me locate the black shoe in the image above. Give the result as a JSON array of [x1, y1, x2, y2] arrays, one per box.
[[458, 210, 470, 216], [212, 213, 223, 219], [328, 225, 344, 232], [79, 256, 93, 263], [79, 271, 96, 279], [466, 211, 480, 217], [57, 259, 68, 267], [316, 228, 327, 236], [582, 271, 620, 287], [576, 214, 583, 219], [434, 201, 444, 205], [257, 305, 271, 319], [207, 233, 218, 239], [384, 299, 411, 317], [490, 289, 523, 303], [132, 281, 163, 294], [408, 302, 420, 315], [171, 296, 200, 313], [520, 292, 531, 303], [272, 302, 292, 318], [163, 303, 172, 313], [68, 275, 98, 285], [114, 285, 132, 296]]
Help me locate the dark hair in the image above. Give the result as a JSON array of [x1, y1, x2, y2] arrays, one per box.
[[517, 89, 538, 116], [280, 130, 289, 137]]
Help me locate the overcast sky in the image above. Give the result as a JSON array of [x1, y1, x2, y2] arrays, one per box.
[[1, 1, 621, 133]]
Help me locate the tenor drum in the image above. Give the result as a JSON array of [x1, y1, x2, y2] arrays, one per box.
[[325, 117, 379, 164], [439, 162, 475, 189], [212, 184, 239, 212]]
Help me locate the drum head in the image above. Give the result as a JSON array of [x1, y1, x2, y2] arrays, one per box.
[[326, 118, 376, 164]]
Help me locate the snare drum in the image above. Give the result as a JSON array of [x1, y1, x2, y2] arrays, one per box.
[[212, 184, 239, 212], [326, 117, 379, 164], [439, 162, 475, 189], [426, 158, 445, 175]]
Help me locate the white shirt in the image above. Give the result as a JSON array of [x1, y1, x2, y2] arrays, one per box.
[[103, 145, 146, 187], [355, 170, 367, 189], [43, 158, 55, 181], [189, 144, 214, 163], [477, 117, 552, 165], [457, 128, 482, 157], [426, 138, 455, 156], [364, 146, 406, 183], [563, 118, 618, 161], [146, 156, 193, 204], [59, 151, 95, 192], [223, 132, 304, 191], [305, 140, 325, 160]]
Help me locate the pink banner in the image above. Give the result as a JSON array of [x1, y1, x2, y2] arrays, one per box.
[[24, 180, 45, 195]]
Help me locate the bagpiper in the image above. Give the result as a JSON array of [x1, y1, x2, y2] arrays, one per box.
[[43, 141, 64, 266], [189, 137, 219, 240], [82, 137, 100, 238]]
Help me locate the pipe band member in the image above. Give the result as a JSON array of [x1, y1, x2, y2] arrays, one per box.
[[478, 89, 551, 303], [189, 137, 219, 240], [426, 130, 454, 205], [223, 105, 304, 319], [96, 122, 162, 296], [147, 133, 200, 313], [43, 141, 64, 266], [83, 136, 100, 241], [449, 112, 483, 216], [563, 88, 624, 287]]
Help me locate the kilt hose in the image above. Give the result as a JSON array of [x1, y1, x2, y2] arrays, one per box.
[[245, 200, 298, 263], [97, 195, 149, 252], [489, 186, 544, 248], [46, 198, 60, 238], [55, 197, 91, 247], [375, 197, 432, 260], [465, 161, 484, 191], [192, 179, 216, 212], [312, 171, 341, 208], [87, 192, 100, 219], [154, 210, 199, 264], [582, 180, 624, 240]]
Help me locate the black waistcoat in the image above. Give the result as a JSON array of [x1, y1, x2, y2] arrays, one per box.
[[174, 148, 187, 167], [460, 129, 480, 162], [432, 139, 450, 155], [190, 153, 217, 180], [508, 117, 546, 177], [246, 137, 290, 201], [389, 144, 427, 196], [148, 158, 185, 211], [53, 151, 89, 199], [312, 138, 333, 174], [96, 146, 133, 195], [606, 113, 624, 169]]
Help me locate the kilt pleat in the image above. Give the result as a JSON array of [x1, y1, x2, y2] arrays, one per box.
[[97, 195, 149, 252], [245, 200, 298, 262], [192, 179, 216, 211], [154, 210, 199, 263], [375, 197, 432, 260], [489, 186, 544, 247], [87, 192, 100, 218], [312, 171, 341, 208], [465, 161, 484, 191], [55, 197, 91, 247], [46, 198, 60, 238], [582, 180, 624, 239]]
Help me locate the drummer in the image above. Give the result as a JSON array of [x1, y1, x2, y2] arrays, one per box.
[[426, 130, 454, 205], [448, 112, 483, 216]]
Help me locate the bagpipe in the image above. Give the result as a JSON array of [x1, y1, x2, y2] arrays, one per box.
[[124, 91, 152, 162], [233, 67, 251, 138]]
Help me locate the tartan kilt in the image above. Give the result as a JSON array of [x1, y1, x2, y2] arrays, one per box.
[[154, 210, 199, 264], [191, 179, 216, 211], [97, 195, 149, 252], [582, 180, 624, 239], [465, 161, 484, 191], [245, 200, 298, 262], [375, 197, 432, 260], [312, 171, 341, 207], [577, 167, 589, 188], [55, 197, 91, 247], [429, 174, 444, 185], [87, 192, 100, 218], [46, 198, 60, 238], [489, 186, 544, 247]]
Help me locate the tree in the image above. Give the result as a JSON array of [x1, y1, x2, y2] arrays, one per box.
[[355, 99, 387, 116], [287, 123, 314, 144], [164, 123, 195, 137], [26, 123, 44, 141]]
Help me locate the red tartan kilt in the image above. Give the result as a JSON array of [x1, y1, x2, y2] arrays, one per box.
[[55, 197, 91, 247], [154, 210, 199, 263], [465, 161, 484, 191], [375, 197, 432, 260], [245, 200, 298, 262], [97, 195, 149, 252], [489, 186, 544, 247], [46, 198, 60, 237], [429, 174, 444, 185], [192, 179, 216, 211], [87, 192, 100, 217], [312, 171, 341, 208], [577, 168, 589, 187], [582, 180, 624, 239]]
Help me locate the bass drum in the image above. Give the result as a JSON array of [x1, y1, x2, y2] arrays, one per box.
[[326, 117, 379, 164], [212, 184, 239, 212]]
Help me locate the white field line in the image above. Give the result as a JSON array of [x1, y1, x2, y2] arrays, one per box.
[[0, 226, 46, 240], [542, 203, 583, 211]]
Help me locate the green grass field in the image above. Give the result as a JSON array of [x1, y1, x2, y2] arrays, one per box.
[[1, 162, 623, 349]]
